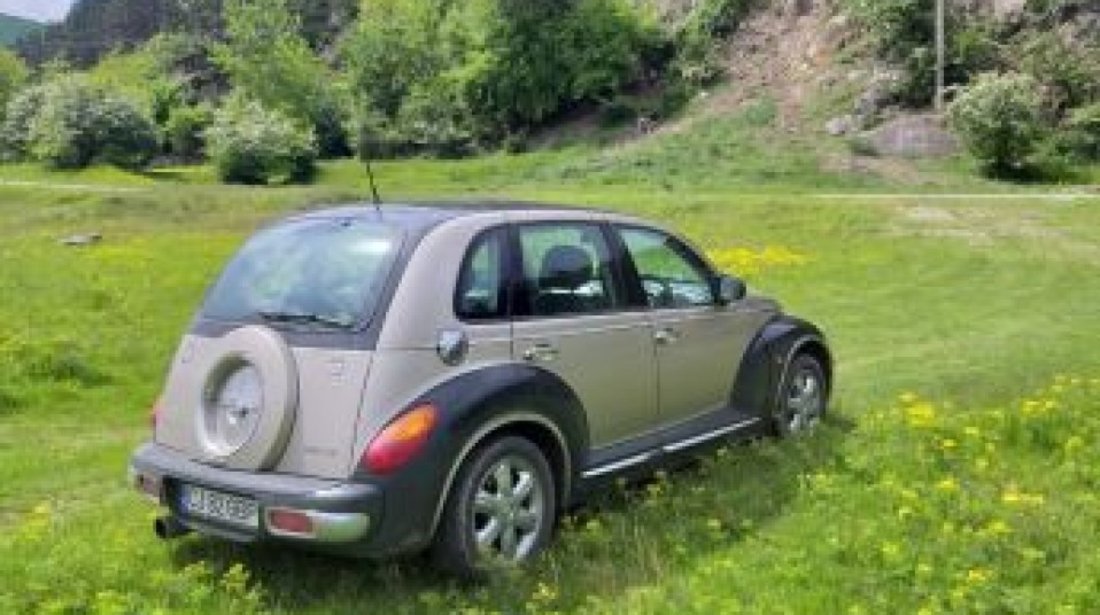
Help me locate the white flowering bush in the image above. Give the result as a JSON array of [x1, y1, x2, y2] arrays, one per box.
[[948, 72, 1046, 178], [205, 95, 317, 185]]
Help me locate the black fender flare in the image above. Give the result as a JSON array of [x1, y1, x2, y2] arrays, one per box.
[[730, 315, 833, 421], [355, 363, 588, 553]]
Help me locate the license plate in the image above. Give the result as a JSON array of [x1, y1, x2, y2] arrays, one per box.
[[180, 485, 259, 529]]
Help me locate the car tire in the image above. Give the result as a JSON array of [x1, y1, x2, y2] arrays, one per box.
[[773, 353, 828, 436], [431, 436, 557, 579]]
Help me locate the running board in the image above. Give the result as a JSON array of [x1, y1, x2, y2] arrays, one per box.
[[581, 417, 761, 479]]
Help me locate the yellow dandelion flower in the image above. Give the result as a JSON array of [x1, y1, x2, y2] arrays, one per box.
[[906, 402, 937, 428], [1065, 436, 1085, 454], [985, 520, 1011, 535], [966, 568, 991, 584], [1002, 486, 1045, 507], [936, 477, 959, 492]]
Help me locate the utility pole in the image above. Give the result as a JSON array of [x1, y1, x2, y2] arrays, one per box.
[[935, 0, 946, 112]]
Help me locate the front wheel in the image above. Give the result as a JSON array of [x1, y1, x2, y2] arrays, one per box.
[[773, 353, 828, 436], [431, 436, 557, 578]]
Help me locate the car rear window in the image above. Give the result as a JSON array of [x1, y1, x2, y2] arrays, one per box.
[[201, 218, 403, 329]]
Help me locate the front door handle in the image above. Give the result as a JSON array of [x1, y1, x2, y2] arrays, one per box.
[[523, 342, 559, 362], [654, 327, 681, 345]]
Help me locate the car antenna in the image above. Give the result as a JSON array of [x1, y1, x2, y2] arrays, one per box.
[[362, 148, 383, 214]]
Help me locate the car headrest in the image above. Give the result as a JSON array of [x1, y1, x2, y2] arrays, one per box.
[[538, 245, 594, 291]]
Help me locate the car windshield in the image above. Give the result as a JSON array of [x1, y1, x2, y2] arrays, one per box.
[[201, 218, 403, 329]]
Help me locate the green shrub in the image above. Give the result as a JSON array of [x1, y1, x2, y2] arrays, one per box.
[[0, 49, 28, 122], [0, 84, 46, 161], [842, 0, 933, 61], [1017, 32, 1100, 113], [671, 0, 757, 86], [164, 103, 214, 160], [948, 72, 1047, 178], [1058, 102, 1100, 162], [205, 95, 317, 185], [18, 78, 158, 170], [843, 0, 1003, 106]]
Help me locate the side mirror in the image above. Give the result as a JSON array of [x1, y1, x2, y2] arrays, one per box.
[[715, 275, 747, 305]]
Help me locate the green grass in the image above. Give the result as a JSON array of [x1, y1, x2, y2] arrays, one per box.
[[1, 144, 1099, 614]]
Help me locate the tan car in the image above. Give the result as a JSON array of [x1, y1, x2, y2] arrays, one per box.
[[129, 203, 832, 576]]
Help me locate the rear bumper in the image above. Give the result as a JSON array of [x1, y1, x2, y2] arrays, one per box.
[[129, 442, 384, 555]]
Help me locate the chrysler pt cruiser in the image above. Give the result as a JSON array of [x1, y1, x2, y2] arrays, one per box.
[[129, 203, 832, 576]]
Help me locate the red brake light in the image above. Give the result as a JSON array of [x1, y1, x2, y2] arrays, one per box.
[[362, 404, 438, 475], [267, 508, 315, 536]]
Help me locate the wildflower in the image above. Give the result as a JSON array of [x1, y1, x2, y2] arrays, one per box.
[[1065, 435, 1085, 454], [906, 402, 937, 428], [984, 519, 1011, 535], [532, 582, 558, 602], [966, 568, 991, 584], [880, 542, 901, 559], [1002, 486, 1044, 507], [936, 477, 959, 493]]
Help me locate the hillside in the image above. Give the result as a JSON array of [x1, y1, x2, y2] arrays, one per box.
[[0, 13, 43, 47], [16, 0, 356, 66]]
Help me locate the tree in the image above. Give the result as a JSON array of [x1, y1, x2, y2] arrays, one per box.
[[341, 0, 653, 156], [213, 0, 348, 156], [0, 49, 28, 122]]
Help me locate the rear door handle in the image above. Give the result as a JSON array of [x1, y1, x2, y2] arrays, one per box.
[[523, 342, 559, 362], [654, 327, 681, 345]]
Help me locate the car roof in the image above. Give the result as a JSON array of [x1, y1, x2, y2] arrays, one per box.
[[281, 201, 646, 233]]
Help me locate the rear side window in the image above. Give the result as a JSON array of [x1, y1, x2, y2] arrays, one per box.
[[516, 223, 621, 317], [455, 228, 509, 321]]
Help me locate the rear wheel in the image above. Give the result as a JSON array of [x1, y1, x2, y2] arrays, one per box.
[[773, 353, 827, 436], [431, 436, 556, 578]]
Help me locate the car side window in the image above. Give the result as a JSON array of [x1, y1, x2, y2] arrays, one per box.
[[516, 223, 620, 317], [455, 228, 508, 321], [619, 227, 715, 309]]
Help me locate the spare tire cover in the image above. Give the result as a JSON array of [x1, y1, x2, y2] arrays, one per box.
[[193, 325, 299, 470]]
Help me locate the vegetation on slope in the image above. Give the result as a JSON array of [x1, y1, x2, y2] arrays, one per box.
[[0, 13, 43, 47]]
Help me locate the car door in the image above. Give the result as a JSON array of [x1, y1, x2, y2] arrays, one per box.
[[510, 221, 659, 448], [616, 226, 764, 426]]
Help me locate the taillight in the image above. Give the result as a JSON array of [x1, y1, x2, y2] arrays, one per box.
[[266, 508, 315, 537], [362, 404, 438, 475]]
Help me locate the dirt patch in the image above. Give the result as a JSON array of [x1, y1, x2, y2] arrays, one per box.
[[890, 203, 1100, 258]]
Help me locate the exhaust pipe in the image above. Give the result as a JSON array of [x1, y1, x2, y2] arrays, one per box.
[[154, 515, 191, 540]]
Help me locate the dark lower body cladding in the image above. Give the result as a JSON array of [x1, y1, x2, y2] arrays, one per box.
[[129, 442, 388, 557]]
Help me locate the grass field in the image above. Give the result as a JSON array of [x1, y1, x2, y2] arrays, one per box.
[[1, 147, 1099, 614]]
